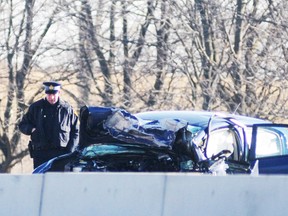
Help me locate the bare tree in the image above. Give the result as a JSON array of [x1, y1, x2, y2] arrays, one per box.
[[147, 0, 171, 106], [0, 0, 55, 172], [170, 0, 288, 119], [0, 0, 288, 172]]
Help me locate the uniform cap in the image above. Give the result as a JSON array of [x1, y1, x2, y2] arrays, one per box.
[[43, 81, 61, 94]]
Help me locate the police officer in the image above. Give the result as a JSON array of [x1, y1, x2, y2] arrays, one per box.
[[19, 81, 79, 169]]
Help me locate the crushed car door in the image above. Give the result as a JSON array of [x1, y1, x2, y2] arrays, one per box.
[[249, 124, 288, 174]]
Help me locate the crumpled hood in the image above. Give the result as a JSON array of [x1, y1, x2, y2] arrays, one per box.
[[78, 106, 188, 149]]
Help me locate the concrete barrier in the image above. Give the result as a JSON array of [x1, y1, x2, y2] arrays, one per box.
[[0, 173, 287, 216], [0, 174, 43, 216]]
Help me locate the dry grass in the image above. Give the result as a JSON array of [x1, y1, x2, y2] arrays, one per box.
[[11, 156, 33, 174]]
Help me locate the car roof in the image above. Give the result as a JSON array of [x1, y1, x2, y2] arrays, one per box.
[[136, 110, 269, 127]]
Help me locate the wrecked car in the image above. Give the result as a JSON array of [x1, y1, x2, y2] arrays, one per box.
[[33, 106, 288, 174]]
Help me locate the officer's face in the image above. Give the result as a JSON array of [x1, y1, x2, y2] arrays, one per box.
[[46, 91, 60, 105]]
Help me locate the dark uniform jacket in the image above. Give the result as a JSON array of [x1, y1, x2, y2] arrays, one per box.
[[19, 98, 79, 154]]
